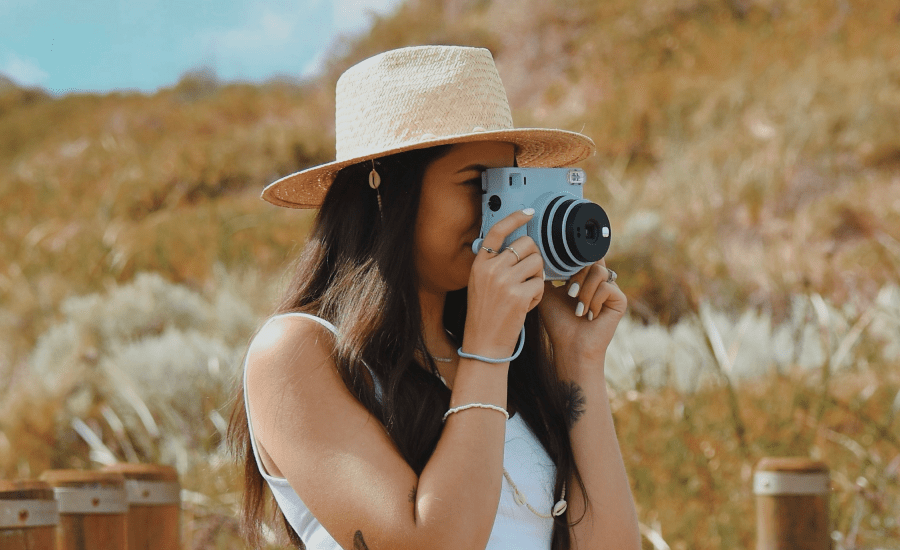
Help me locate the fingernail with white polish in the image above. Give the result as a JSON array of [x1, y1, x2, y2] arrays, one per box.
[[522, 207, 535, 216], [575, 302, 585, 317], [567, 283, 580, 297], [588, 311, 594, 321]]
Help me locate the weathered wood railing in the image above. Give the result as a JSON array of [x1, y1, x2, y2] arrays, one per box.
[[4, 457, 830, 549], [1, 464, 180, 550]]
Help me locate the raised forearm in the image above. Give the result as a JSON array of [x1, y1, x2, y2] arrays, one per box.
[[414, 357, 509, 550], [563, 361, 640, 550]]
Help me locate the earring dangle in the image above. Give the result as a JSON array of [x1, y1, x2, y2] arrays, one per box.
[[369, 161, 383, 221]]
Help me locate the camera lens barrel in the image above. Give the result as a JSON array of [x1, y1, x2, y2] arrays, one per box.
[[541, 197, 610, 275]]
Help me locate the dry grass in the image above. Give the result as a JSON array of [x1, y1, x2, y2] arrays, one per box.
[[606, 285, 900, 549], [1, 0, 899, 548], [2, 276, 896, 549], [613, 360, 900, 550]]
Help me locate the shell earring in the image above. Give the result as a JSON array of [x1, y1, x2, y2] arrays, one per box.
[[369, 160, 383, 221]]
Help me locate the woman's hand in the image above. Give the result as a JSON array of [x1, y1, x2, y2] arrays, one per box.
[[463, 209, 545, 360], [538, 259, 627, 376]]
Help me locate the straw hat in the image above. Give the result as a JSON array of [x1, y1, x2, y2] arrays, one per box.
[[262, 45, 596, 208]]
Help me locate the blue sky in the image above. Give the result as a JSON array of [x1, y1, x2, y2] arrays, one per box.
[[0, 0, 402, 94]]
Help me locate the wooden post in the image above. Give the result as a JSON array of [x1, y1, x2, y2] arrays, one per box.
[[39, 471, 127, 550], [754, 457, 831, 550], [0, 480, 58, 550], [102, 464, 181, 550]]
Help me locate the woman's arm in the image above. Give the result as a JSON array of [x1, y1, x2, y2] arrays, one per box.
[[538, 259, 640, 549], [248, 211, 539, 550], [246, 316, 511, 550], [558, 360, 640, 550]]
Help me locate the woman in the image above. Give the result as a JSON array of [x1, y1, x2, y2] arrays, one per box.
[[229, 45, 640, 550]]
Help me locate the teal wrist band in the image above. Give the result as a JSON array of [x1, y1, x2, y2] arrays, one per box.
[[457, 326, 525, 364]]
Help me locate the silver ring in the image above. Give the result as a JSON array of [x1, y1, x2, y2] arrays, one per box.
[[481, 246, 499, 254], [606, 269, 617, 284], [505, 246, 521, 262]]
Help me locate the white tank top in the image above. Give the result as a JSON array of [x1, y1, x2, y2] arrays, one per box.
[[244, 312, 558, 549]]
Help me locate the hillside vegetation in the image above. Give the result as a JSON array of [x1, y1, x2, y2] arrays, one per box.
[[1, 0, 898, 548]]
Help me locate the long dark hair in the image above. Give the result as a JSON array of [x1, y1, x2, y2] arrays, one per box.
[[229, 145, 589, 549]]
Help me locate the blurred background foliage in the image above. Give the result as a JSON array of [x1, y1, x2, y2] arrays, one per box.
[[1, 0, 899, 548]]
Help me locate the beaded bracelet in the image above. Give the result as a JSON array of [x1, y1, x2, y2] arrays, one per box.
[[457, 326, 526, 364], [442, 403, 510, 423]]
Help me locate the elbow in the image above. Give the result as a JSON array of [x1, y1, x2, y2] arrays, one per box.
[[606, 523, 641, 550], [572, 516, 641, 550], [414, 525, 492, 550], [412, 498, 496, 550], [411, 517, 493, 550], [590, 533, 641, 550]]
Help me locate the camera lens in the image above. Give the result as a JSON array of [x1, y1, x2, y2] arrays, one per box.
[[584, 220, 599, 243], [566, 202, 609, 262], [541, 197, 610, 273]]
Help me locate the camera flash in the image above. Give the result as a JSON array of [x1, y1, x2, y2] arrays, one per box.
[[567, 169, 586, 185], [602, 227, 610, 238]]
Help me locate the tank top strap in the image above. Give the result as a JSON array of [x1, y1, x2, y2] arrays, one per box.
[[243, 312, 385, 478]]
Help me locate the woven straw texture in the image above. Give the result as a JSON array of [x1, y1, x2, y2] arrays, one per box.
[[262, 45, 596, 209]]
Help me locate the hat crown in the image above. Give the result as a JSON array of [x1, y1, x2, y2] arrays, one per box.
[[261, 45, 595, 208], [334, 46, 514, 161]]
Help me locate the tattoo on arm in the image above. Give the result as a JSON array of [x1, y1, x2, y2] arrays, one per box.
[[350, 488, 414, 550], [562, 381, 586, 429], [353, 530, 370, 550]]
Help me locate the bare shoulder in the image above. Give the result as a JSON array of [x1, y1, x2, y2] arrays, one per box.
[[244, 314, 419, 548], [247, 314, 336, 376], [247, 322, 418, 548], [245, 313, 362, 453], [246, 314, 376, 413]]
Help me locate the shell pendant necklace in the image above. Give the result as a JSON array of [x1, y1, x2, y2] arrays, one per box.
[[435, 369, 568, 519]]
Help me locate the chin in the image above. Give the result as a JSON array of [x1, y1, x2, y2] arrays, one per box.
[[442, 263, 470, 292], [449, 280, 468, 292]]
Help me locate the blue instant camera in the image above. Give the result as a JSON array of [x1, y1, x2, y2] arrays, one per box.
[[471, 167, 611, 280]]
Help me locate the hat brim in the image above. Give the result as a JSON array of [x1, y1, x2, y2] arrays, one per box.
[[261, 128, 596, 209]]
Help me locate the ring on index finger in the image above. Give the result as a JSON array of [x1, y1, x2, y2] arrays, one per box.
[[481, 246, 500, 254], [606, 269, 617, 284], [504, 246, 521, 262]]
